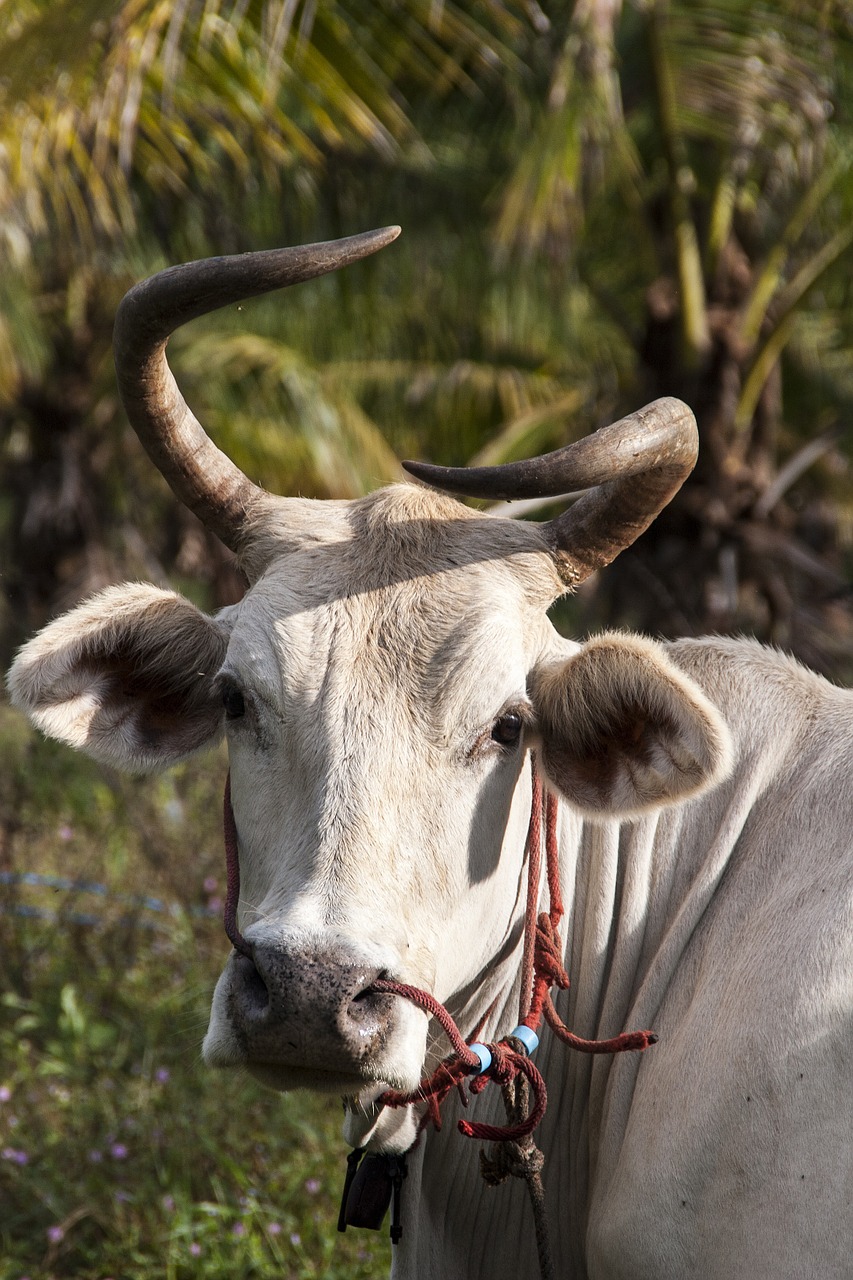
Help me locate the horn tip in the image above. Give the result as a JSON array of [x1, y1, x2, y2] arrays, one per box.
[[368, 225, 402, 248], [402, 459, 445, 488]]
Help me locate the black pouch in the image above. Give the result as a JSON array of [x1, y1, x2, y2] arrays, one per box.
[[338, 1149, 407, 1243]]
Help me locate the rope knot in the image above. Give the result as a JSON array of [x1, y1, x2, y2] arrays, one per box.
[[479, 1137, 545, 1187], [533, 912, 570, 989], [458, 1050, 547, 1143], [476, 1040, 515, 1089]]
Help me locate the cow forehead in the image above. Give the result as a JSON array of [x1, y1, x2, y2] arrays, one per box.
[[251, 482, 561, 588], [227, 560, 559, 727], [224, 486, 566, 731]]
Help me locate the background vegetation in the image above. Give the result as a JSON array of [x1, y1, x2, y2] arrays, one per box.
[[2, 1, 853, 1276]]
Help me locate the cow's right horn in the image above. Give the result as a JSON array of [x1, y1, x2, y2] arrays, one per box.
[[402, 398, 698, 585], [113, 227, 401, 561]]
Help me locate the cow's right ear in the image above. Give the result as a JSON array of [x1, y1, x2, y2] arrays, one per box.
[[6, 583, 230, 772], [530, 632, 732, 819]]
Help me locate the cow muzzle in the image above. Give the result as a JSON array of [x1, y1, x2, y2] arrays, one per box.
[[203, 939, 424, 1093]]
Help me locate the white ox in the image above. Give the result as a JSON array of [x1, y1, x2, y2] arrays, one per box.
[[8, 229, 853, 1279]]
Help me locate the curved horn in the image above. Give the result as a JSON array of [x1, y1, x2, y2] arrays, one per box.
[[402, 398, 697, 584], [113, 226, 401, 555]]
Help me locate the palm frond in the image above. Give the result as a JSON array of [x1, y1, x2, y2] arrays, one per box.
[[171, 330, 402, 498], [494, 1, 641, 259]]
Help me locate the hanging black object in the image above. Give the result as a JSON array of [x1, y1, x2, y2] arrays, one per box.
[[338, 1149, 407, 1243]]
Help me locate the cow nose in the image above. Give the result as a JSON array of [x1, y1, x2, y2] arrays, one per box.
[[226, 942, 395, 1071]]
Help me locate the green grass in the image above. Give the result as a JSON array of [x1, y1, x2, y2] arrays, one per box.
[[0, 707, 391, 1279]]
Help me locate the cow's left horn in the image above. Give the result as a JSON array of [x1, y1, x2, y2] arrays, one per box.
[[402, 397, 697, 584], [114, 227, 401, 557]]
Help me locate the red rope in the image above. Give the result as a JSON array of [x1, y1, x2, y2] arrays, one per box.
[[518, 765, 543, 1024], [372, 980, 479, 1068], [223, 773, 252, 959], [369, 756, 656, 1145], [543, 993, 657, 1054], [461, 1045, 548, 1141]]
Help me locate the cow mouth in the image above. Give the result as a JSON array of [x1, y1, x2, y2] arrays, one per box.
[[235, 991, 429, 1096], [245, 1059, 412, 1096]]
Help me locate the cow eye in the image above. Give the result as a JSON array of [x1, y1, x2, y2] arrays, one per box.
[[492, 711, 523, 746], [221, 681, 246, 720]]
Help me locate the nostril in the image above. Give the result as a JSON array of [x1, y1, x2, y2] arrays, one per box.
[[233, 953, 269, 1016], [351, 967, 387, 1001], [351, 970, 386, 1003], [347, 976, 394, 1028]]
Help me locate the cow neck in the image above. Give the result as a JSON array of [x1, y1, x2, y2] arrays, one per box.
[[220, 757, 657, 1279]]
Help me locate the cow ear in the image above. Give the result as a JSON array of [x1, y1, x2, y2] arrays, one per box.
[[530, 633, 732, 818], [7, 583, 230, 772]]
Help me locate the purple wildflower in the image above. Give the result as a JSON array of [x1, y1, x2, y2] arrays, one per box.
[[110, 1143, 128, 1160], [290, 1232, 301, 1247], [189, 1243, 202, 1257], [0, 1085, 11, 1103], [268, 1222, 282, 1236], [47, 1226, 64, 1245], [2, 1148, 28, 1165]]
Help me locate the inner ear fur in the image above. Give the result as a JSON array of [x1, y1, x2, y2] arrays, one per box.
[[7, 583, 229, 771], [530, 632, 732, 818]]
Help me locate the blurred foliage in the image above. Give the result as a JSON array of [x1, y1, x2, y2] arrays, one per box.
[[3, 1, 853, 668]]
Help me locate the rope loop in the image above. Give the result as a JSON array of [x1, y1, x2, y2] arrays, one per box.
[[223, 773, 252, 959], [458, 1048, 547, 1142]]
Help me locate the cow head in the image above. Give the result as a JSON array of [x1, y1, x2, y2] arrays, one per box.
[[7, 230, 731, 1147]]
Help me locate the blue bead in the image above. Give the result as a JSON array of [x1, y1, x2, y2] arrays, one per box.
[[509, 1025, 539, 1056], [468, 1042, 492, 1074]]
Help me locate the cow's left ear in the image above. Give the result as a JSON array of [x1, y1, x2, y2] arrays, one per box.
[[530, 633, 732, 819]]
